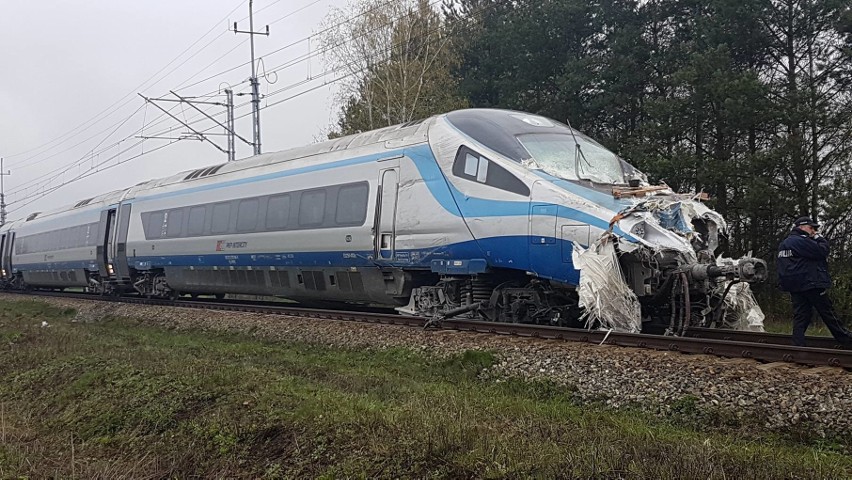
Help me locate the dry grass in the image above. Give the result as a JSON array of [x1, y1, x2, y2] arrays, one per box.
[[0, 298, 849, 478]]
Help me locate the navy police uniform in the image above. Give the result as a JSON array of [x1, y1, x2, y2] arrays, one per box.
[[777, 216, 852, 347]]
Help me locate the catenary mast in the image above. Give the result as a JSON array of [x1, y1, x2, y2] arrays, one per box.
[[233, 0, 269, 156]]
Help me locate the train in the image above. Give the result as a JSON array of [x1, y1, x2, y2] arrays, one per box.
[[0, 109, 767, 332]]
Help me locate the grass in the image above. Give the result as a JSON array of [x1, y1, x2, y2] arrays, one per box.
[[0, 298, 850, 478]]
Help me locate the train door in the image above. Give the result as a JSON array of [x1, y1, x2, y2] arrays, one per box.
[[374, 164, 400, 262], [5, 232, 15, 279], [113, 203, 132, 280], [0, 233, 6, 279], [529, 181, 558, 276], [96, 208, 117, 278]]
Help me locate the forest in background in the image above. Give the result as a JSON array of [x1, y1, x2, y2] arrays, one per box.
[[321, 0, 852, 319]]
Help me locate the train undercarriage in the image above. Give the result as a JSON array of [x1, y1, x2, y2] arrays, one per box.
[[399, 248, 767, 333], [2, 251, 766, 335]]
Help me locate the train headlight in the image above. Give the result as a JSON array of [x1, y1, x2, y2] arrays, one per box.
[[107, 263, 115, 276], [1, 269, 5, 277]]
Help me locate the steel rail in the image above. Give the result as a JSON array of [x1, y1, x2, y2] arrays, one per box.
[[5, 290, 851, 369], [643, 324, 842, 350]]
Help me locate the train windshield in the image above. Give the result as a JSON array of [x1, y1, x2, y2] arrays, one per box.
[[517, 133, 625, 184]]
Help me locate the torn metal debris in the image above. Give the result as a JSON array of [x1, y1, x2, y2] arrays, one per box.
[[575, 188, 767, 333]]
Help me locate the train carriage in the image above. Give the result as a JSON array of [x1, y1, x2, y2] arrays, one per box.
[[3, 109, 766, 331]]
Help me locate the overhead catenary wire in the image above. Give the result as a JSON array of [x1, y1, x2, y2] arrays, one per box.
[[8, 0, 494, 212], [8, 141, 178, 214], [172, 0, 403, 94], [9, 0, 395, 182], [2, 0, 246, 167], [7, 0, 327, 193], [6, 81, 256, 197]]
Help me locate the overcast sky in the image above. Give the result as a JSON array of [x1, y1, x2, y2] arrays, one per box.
[[0, 0, 348, 220]]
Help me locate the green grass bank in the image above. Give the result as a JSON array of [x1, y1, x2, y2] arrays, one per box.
[[0, 299, 849, 478]]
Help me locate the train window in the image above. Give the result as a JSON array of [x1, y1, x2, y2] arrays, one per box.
[[299, 189, 326, 227], [452, 146, 531, 197], [147, 211, 166, 239], [74, 227, 83, 248], [211, 203, 231, 234], [187, 206, 206, 236], [266, 195, 290, 230], [335, 183, 368, 225], [236, 199, 259, 232], [464, 154, 478, 176], [165, 209, 184, 238], [86, 223, 96, 246]]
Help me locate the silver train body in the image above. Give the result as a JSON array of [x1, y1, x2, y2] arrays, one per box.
[[0, 109, 766, 330]]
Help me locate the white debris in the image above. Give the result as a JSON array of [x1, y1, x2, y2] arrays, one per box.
[[572, 238, 642, 333], [40, 321, 49, 328], [721, 282, 765, 332]]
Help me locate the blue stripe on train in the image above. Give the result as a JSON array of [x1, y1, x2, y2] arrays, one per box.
[[14, 235, 582, 285]]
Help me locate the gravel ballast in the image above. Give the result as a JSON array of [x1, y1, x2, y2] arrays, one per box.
[[4, 293, 850, 441]]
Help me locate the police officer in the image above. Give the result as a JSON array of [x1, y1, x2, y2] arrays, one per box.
[[777, 216, 852, 347]]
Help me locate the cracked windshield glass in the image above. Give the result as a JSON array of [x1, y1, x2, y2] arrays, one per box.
[[517, 133, 626, 184]]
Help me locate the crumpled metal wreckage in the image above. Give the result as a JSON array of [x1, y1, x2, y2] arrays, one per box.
[[573, 191, 767, 334]]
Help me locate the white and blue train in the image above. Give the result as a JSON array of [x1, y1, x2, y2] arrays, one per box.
[[0, 109, 766, 329]]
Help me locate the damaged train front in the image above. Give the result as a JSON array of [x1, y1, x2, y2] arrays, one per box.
[[575, 193, 768, 334]]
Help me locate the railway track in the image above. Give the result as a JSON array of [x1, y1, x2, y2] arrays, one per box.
[[6, 290, 852, 369]]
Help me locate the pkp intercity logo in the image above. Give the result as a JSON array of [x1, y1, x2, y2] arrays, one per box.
[[216, 240, 248, 251]]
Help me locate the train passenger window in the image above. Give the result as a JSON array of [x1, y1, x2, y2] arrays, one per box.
[[266, 195, 290, 230], [166, 209, 184, 238], [452, 146, 531, 197], [86, 223, 95, 246], [187, 206, 206, 236], [211, 203, 231, 234], [147, 211, 166, 239], [299, 190, 326, 227], [75, 226, 85, 248], [236, 199, 259, 232], [335, 183, 368, 225]]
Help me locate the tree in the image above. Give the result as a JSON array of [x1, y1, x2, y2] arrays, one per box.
[[320, 0, 466, 136]]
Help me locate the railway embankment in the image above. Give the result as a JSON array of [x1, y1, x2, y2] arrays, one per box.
[[0, 294, 850, 477]]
